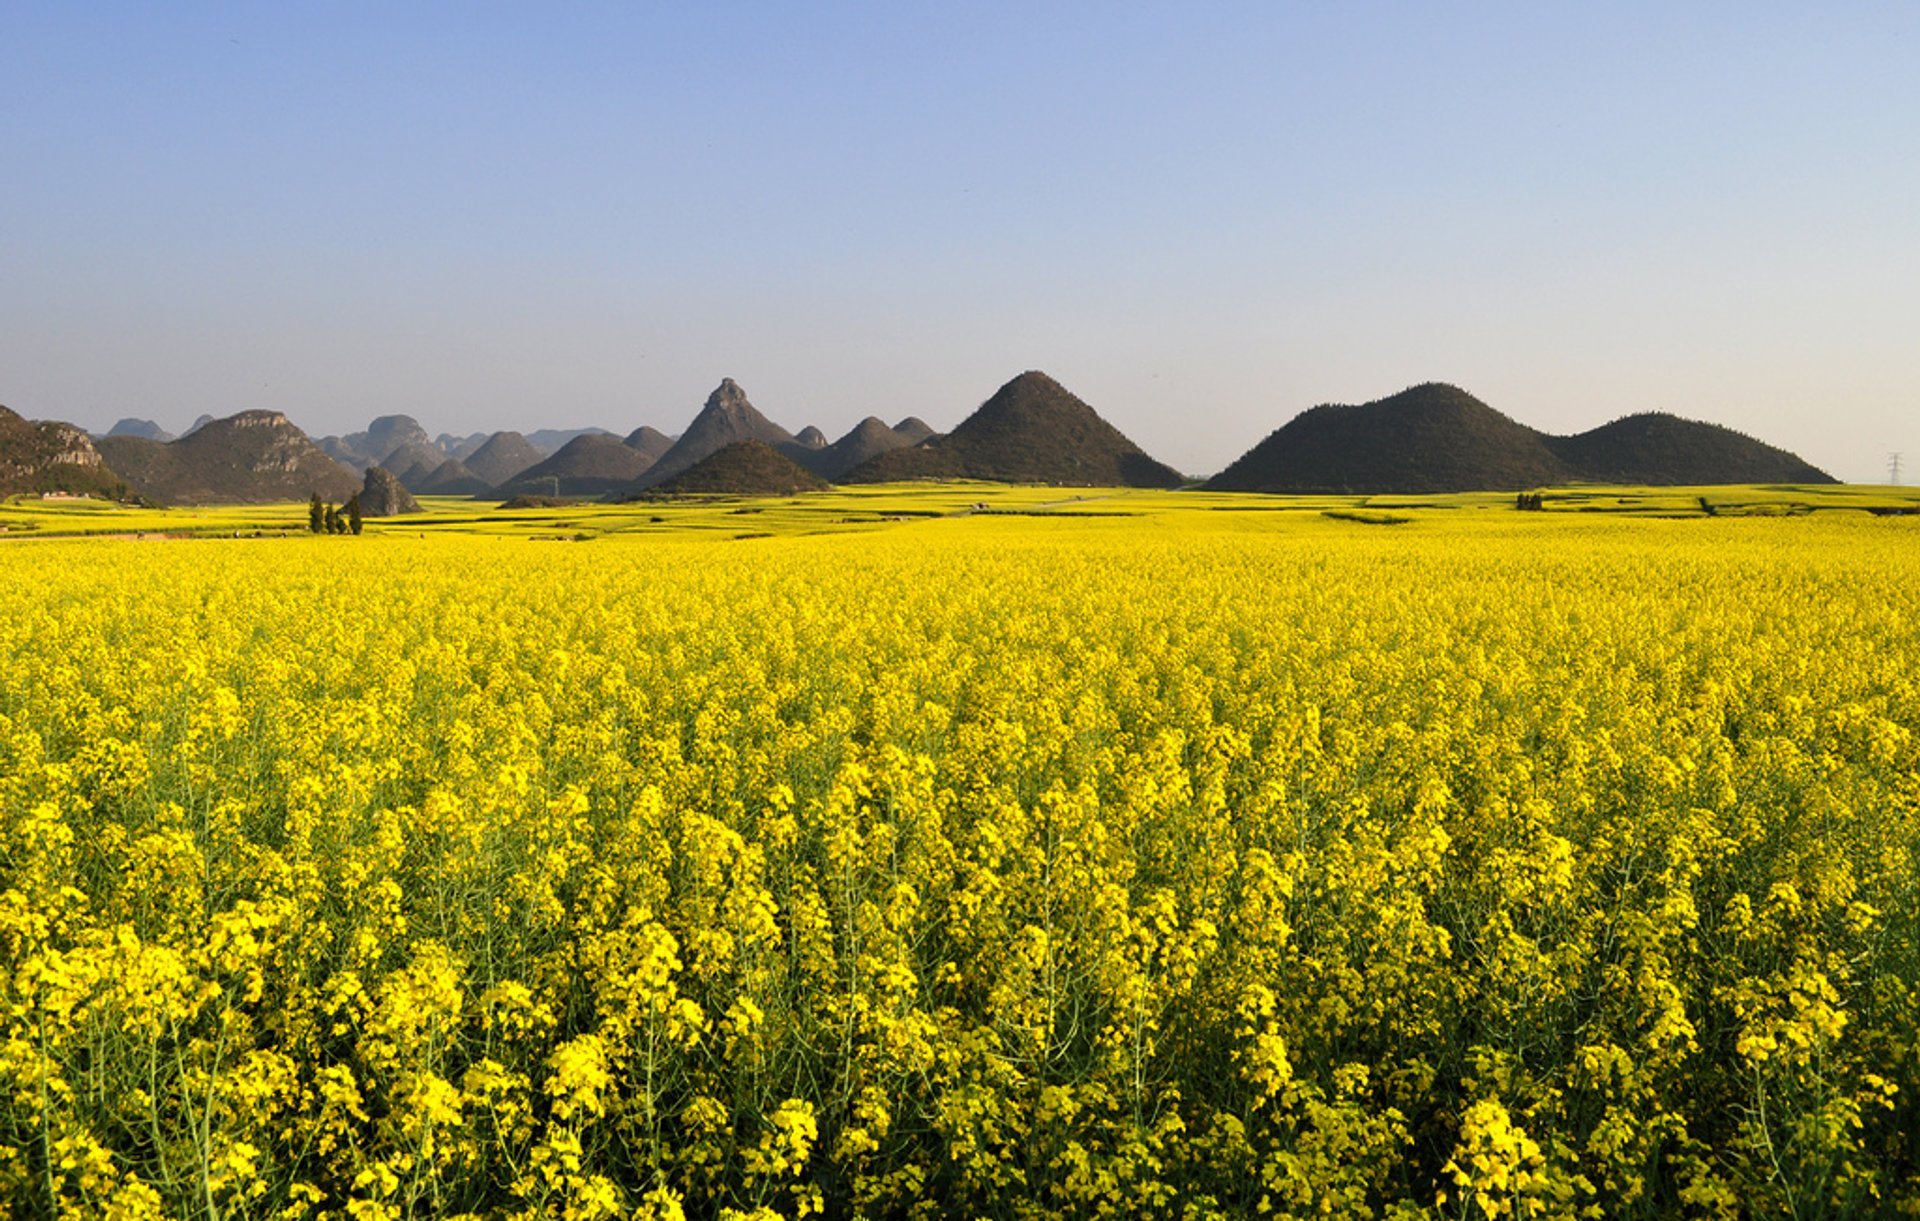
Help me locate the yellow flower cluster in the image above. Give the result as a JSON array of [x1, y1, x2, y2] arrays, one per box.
[[0, 511, 1916, 1217]]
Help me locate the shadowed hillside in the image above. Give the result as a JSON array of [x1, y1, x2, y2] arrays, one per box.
[[408, 458, 494, 496], [640, 440, 830, 497], [98, 411, 358, 504], [843, 372, 1183, 487], [500, 434, 654, 497]]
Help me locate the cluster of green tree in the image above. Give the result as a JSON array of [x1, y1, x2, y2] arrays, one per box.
[[308, 492, 363, 535], [1515, 492, 1546, 510]]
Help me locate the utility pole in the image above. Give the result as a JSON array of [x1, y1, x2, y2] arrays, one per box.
[[1892, 452, 1904, 486]]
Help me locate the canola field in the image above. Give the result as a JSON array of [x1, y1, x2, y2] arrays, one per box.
[[2, 504, 1917, 1218]]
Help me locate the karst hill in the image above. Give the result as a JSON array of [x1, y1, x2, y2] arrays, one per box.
[[842, 371, 1184, 487], [1208, 383, 1835, 494], [97, 410, 359, 504]]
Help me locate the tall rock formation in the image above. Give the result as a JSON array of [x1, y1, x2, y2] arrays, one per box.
[[633, 379, 798, 488]]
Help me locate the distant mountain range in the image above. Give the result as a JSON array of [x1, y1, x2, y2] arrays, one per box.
[[4, 377, 1837, 505]]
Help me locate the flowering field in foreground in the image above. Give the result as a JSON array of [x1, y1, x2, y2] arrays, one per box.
[[1, 509, 1917, 1218]]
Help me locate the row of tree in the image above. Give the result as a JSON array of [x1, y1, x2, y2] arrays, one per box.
[[309, 492, 362, 535]]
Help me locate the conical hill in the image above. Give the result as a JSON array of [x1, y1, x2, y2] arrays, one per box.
[[842, 371, 1182, 487]]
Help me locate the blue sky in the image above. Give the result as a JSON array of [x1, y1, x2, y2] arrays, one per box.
[[4, 3, 1915, 479]]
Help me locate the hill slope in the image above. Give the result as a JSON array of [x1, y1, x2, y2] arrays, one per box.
[[643, 440, 830, 497], [635, 380, 797, 488], [98, 411, 359, 504], [1, 406, 127, 498], [1544, 413, 1836, 485], [842, 371, 1184, 487]]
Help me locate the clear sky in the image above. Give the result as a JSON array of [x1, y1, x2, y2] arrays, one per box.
[[4, 3, 1915, 480]]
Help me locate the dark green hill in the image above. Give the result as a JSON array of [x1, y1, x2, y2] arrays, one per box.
[[1208, 383, 1836, 493], [1544, 413, 1835, 485], [1208, 383, 1568, 494], [642, 440, 829, 497], [97, 410, 358, 504], [499, 434, 653, 497], [843, 371, 1183, 487], [0, 406, 128, 498]]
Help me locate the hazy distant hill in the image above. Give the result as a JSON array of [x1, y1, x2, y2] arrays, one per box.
[[98, 410, 359, 504], [892, 417, 937, 444], [438, 432, 489, 461], [1543, 412, 1835, 485], [1207, 383, 1835, 493], [0, 405, 127, 499], [500, 434, 655, 497], [526, 427, 613, 457], [807, 416, 920, 480], [323, 414, 438, 471], [643, 440, 830, 497], [463, 432, 545, 487], [843, 371, 1184, 487], [378, 441, 449, 485], [408, 457, 494, 497], [105, 417, 174, 443], [634, 379, 799, 488], [794, 426, 828, 449]]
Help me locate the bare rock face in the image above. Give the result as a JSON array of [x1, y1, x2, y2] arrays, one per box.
[[359, 465, 423, 516]]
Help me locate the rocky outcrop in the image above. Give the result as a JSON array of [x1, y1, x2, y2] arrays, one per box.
[[359, 465, 423, 516]]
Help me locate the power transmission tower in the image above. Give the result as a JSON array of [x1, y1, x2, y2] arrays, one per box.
[[1892, 452, 1904, 486]]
